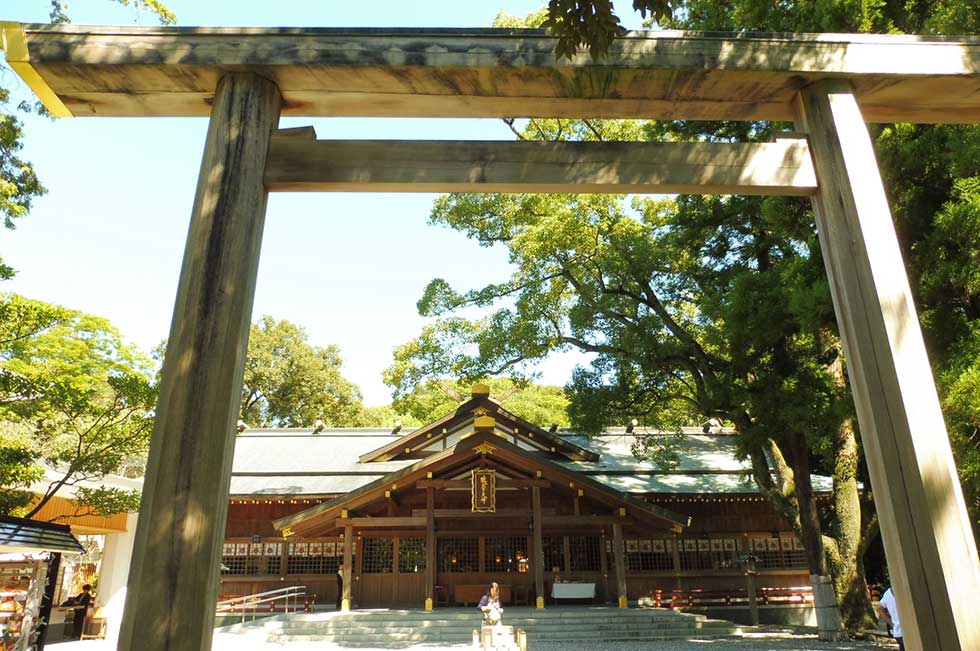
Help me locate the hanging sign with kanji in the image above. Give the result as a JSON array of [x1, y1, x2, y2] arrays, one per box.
[[471, 468, 496, 513]]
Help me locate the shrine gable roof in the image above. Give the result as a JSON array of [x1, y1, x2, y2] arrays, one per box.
[[357, 387, 598, 463], [271, 428, 689, 537]]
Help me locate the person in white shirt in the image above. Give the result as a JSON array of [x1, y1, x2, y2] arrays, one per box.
[[877, 586, 904, 651]]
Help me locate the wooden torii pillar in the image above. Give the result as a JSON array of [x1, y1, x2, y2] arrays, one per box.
[[796, 80, 980, 651], [116, 73, 281, 651]]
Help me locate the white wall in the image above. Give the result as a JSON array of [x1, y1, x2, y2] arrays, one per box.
[[97, 511, 138, 641]]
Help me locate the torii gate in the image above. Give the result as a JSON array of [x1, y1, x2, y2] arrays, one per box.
[[2, 23, 979, 651]]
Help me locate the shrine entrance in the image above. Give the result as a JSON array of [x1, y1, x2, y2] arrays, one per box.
[[3, 23, 980, 651], [272, 394, 688, 611]]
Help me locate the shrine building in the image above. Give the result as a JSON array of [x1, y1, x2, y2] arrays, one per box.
[[219, 385, 818, 610]]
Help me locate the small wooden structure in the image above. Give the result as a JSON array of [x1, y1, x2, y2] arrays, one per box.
[[3, 22, 980, 651], [474, 624, 528, 651], [0, 516, 84, 651]]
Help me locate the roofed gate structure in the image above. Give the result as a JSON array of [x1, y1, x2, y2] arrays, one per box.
[[2, 23, 979, 651]]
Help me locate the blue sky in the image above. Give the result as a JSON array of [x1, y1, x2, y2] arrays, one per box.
[[1, 1, 644, 406]]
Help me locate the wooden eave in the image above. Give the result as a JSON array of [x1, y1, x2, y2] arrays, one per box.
[[358, 395, 599, 463], [274, 429, 688, 536], [3, 24, 980, 123]]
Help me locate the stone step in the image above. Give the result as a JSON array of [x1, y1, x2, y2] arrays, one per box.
[[258, 608, 744, 645], [270, 616, 726, 630], [267, 628, 741, 645], [267, 623, 741, 638], [267, 620, 708, 633], [279, 611, 710, 624]]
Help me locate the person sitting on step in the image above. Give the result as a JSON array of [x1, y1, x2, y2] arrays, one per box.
[[478, 582, 503, 625]]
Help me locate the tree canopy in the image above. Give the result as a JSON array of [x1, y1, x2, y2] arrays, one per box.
[[0, 294, 155, 518], [384, 377, 571, 428], [239, 315, 365, 428]]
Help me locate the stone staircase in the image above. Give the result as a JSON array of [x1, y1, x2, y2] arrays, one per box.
[[227, 606, 742, 647]]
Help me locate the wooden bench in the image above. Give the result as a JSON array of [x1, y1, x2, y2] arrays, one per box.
[[454, 584, 512, 606]]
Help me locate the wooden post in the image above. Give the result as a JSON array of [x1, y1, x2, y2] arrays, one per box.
[[425, 487, 435, 610], [599, 532, 609, 603], [531, 486, 545, 608], [745, 559, 759, 626], [280, 539, 289, 581], [117, 73, 280, 651], [797, 79, 980, 651], [562, 535, 572, 580], [612, 523, 627, 608], [342, 525, 353, 611], [478, 536, 486, 576], [391, 536, 400, 603], [671, 533, 682, 589], [355, 533, 364, 606]]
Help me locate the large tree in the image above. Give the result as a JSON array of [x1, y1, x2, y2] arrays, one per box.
[[384, 376, 572, 427], [239, 315, 365, 428], [385, 117, 866, 635], [0, 294, 155, 519]]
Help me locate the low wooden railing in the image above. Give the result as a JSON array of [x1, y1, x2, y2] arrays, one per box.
[[644, 586, 814, 609]]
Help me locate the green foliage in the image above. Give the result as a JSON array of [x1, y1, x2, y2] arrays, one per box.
[[357, 404, 422, 428], [389, 135, 842, 449], [386, 377, 570, 427], [0, 294, 156, 518], [48, 0, 176, 24], [72, 485, 141, 517], [240, 316, 364, 428], [543, 0, 671, 59], [0, 103, 45, 232], [0, 437, 42, 513], [875, 126, 980, 533]]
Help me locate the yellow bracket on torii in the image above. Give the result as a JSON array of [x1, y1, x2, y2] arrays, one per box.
[[0, 22, 73, 117]]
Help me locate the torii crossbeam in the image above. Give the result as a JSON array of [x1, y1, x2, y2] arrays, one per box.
[[3, 22, 979, 651]]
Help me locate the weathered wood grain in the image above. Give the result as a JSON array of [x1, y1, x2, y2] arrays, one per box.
[[116, 73, 281, 651], [264, 138, 817, 196], [4, 24, 980, 122], [612, 523, 628, 608], [342, 524, 353, 610], [797, 79, 980, 651], [333, 516, 426, 527], [425, 488, 435, 610]]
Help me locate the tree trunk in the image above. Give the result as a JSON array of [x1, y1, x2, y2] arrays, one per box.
[[826, 413, 877, 631], [786, 434, 847, 641]]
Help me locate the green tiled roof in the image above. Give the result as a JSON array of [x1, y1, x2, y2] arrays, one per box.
[[230, 426, 834, 497]]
